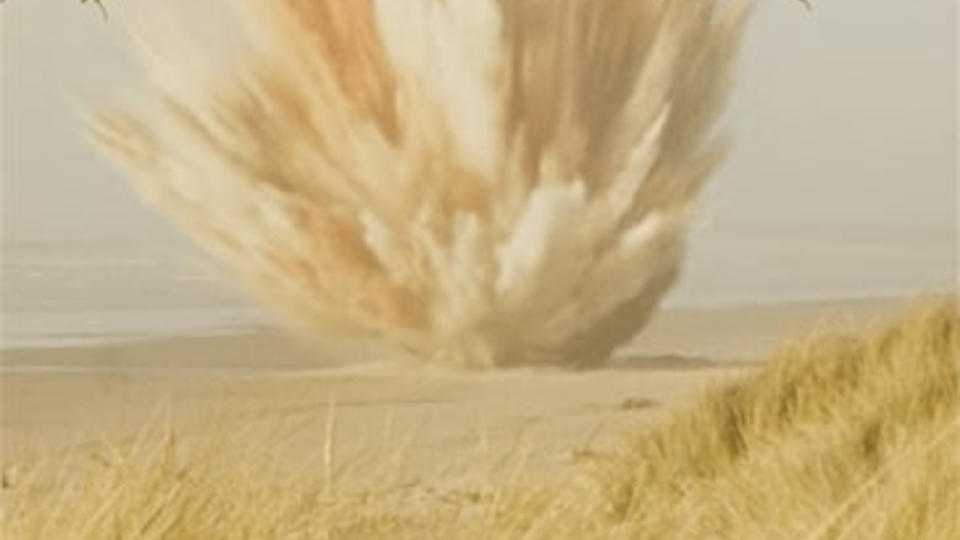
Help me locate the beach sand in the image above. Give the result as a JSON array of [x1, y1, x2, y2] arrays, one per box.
[[0, 297, 912, 486]]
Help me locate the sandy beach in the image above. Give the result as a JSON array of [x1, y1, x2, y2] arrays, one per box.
[[1, 297, 912, 486], [2, 0, 955, 535]]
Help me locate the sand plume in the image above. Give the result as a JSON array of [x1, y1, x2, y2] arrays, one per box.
[[91, 0, 752, 368]]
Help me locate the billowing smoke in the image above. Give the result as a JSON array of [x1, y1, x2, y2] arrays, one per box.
[[91, 0, 752, 368]]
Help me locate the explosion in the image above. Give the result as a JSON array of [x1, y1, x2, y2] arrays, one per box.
[[91, 0, 751, 368]]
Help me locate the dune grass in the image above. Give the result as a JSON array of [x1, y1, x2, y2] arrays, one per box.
[[589, 297, 959, 539], [3, 298, 957, 539]]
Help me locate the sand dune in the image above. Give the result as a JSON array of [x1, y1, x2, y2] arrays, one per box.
[[2, 296, 955, 538]]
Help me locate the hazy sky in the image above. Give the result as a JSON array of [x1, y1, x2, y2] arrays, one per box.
[[1, 0, 957, 312]]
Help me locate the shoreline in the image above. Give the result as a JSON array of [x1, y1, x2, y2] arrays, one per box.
[[1, 295, 915, 365]]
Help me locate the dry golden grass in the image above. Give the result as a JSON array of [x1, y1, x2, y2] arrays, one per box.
[[3, 299, 957, 539], [589, 297, 959, 539]]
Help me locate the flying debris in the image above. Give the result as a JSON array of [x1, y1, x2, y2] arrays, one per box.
[[81, 0, 108, 19], [91, 0, 753, 368]]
